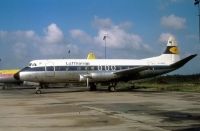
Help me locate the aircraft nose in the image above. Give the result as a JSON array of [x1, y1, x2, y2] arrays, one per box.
[[14, 72, 20, 80]]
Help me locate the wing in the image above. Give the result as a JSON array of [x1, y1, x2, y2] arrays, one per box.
[[170, 54, 197, 69], [114, 66, 149, 77]]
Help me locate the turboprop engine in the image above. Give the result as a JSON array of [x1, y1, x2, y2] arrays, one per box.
[[80, 72, 117, 82]]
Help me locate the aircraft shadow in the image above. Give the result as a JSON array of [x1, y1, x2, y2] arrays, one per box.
[[1, 85, 165, 94]]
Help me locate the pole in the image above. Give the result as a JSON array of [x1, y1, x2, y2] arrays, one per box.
[[68, 50, 70, 59], [194, 0, 200, 42], [103, 34, 108, 59], [105, 37, 107, 59], [198, 3, 200, 42]]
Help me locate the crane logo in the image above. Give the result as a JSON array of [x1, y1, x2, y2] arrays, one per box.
[[169, 46, 179, 54]]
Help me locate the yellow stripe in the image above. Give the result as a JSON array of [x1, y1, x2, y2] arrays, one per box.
[[0, 69, 19, 75], [169, 47, 179, 54]]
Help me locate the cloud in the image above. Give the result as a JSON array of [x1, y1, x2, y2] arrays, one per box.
[[70, 17, 150, 51], [158, 0, 183, 10], [70, 29, 93, 43], [0, 19, 155, 68], [0, 23, 80, 63], [44, 23, 64, 44], [159, 33, 174, 43], [161, 14, 186, 30], [93, 16, 113, 29], [13, 42, 27, 59], [94, 27, 143, 49]]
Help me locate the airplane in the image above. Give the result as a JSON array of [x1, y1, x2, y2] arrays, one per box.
[[0, 69, 22, 89], [14, 36, 197, 94]]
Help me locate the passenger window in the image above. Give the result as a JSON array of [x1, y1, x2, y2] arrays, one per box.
[[81, 67, 85, 70], [94, 66, 98, 70], [77, 67, 81, 70], [69, 66, 77, 71], [46, 66, 54, 71], [91, 66, 95, 70], [65, 67, 69, 71], [60, 66, 66, 71]]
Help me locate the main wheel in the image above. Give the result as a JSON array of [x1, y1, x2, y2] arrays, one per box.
[[35, 86, 42, 94], [108, 86, 116, 92], [2, 85, 6, 90], [89, 83, 97, 91], [35, 89, 42, 94]]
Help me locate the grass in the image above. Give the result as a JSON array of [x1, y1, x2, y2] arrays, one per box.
[[134, 83, 200, 92], [116, 74, 200, 92]]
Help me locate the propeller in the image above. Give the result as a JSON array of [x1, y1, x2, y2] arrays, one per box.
[[86, 77, 89, 88]]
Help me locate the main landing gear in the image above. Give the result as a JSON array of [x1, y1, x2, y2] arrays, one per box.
[[89, 82, 117, 92], [108, 83, 117, 92], [35, 86, 42, 94], [89, 83, 97, 91], [2, 85, 6, 90]]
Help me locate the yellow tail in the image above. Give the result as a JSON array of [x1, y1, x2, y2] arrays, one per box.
[[87, 52, 96, 60]]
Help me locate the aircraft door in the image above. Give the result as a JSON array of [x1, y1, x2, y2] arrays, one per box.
[[45, 62, 55, 77]]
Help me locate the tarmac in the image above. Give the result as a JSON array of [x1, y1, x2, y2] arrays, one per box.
[[0, 86, 200, 131]]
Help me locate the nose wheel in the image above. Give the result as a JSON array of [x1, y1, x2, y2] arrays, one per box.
[[35, 84, 43, 94], [35, 89, 42, 94], [108, 83, 117, 92], [108, 86, 116, 92]]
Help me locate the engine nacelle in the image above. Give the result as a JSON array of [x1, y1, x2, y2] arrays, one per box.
[[91, 72, 116, 81], [79, 72, 117, 82]]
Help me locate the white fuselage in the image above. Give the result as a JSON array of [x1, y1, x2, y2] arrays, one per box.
[[18, 54, 177, 84]]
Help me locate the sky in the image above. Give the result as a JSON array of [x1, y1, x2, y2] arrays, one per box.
[[0, 0, 199, 74]]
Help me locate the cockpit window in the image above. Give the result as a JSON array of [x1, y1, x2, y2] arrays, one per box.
[[29, 63, 37, 67], [28, 63, 32, 67]]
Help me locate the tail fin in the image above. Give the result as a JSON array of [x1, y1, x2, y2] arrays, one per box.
[[161, 36, 180, 63], [164, 36, 179, 55], [87, 52, 96, 60]]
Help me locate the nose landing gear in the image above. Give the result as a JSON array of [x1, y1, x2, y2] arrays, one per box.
[[35, 83, 47, 94], [35, 86, 41, 94], [108, 83, 117, 92]]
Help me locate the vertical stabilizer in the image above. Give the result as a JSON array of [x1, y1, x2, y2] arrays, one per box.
[[87, 52, 96, 60], [162, 36, 180, 63]]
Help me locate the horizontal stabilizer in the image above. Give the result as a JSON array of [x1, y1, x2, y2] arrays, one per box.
[[170, 54, 197, 69]]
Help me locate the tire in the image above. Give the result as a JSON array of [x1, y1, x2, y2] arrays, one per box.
[[35, 90, 42, 94], [109, 86, 116, 92], [89, 83, 97, 91], [2, 86, 5, 90]]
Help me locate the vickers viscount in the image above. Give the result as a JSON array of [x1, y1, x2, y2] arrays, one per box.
[[14, 37, 197, 94]]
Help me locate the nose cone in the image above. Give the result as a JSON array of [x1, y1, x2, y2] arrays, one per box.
[[14, 72, 20, 80], [14, 67, 30, 81]]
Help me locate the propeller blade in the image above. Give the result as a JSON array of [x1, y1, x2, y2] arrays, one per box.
[[86, 78, 89, 88]]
